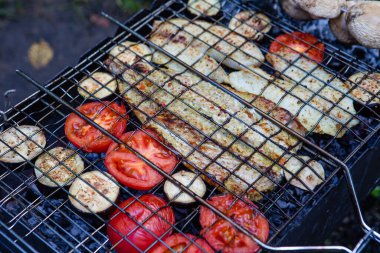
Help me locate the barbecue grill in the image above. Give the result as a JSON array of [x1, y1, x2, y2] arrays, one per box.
[[1, 0, 380, 252]]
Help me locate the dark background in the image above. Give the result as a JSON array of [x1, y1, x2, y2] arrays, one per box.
[[0, 0, 379, 251]]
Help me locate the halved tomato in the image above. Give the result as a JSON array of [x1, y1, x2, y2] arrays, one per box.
[[105, 129, 178, 190], [199, 194, 269, 253], [150, 233, 214, 253], [65, 101, 128, 153], [269, 31, 325, 63], [107, 194, 175, 253]]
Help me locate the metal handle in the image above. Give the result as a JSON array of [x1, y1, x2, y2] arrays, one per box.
[[0, 89, 16, 127]]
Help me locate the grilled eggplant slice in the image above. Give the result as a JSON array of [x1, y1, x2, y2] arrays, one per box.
[[187, 0, 220, 16], [347, 72, 380, 105], [69, 171, 119, 214], [77, 72, 117, 99], [229, 11, 272, 41], [164, 170, 206, 204], [0, 125, 46, 163], [284, 156, 325, 191], [107, 41, 152, 75], [229, 68, 357, 137], [35, 147, 85, 187]]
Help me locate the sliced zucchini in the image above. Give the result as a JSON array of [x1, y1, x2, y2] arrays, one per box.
[[187, 0, 220, 16], [164, 170, 206, 204], [108, 41, 152, 74], [69, 171, 120, 214], [284, 156, 325, 191], [77, 72, 117, 99], [229, 11, 272, 41], [0, 125, 46, 163], [35, 147, 85, 187]]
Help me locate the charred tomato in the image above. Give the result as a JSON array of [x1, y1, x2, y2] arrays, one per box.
[[65, 101, 128, 153], [105, 129, 178, 190]]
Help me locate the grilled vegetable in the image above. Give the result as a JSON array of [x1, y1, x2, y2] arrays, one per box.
[[292, 0, 344, 19], [284, 156, 325, 191], [64, 101, 128, 153], [187, 0, 220, 16], [346, 1, 380, 49], [105, 129, 178, 190], [77, 72, 117, 99], [348, 72, 380, 105], [151, 233, 214, 253], [69, 170, 120, 213], [329, 10, 357, 44], [280, 0, 313, 20], [0, 125, 46, 163], [35, 147, 85, 187], [108, 41, 152, 74], [228, 68, 356, 137], [228, 11, 272, 41], [164, 170, 206, 204], [119, 67, 308, 201], [266, 33, 360, 136], [269, 32, 325, 63], [107, 194, 175, 253], [150, 18, 264, 74], [200, 24, 265, 70], [150, 19, 229, 84], [199, 194, 269, 253]]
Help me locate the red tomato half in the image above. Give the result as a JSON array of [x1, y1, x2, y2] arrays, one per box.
[[269, 32, 325, 63], [105, 129, 178, 190], [65, 101, 128, 153], [199, 194, 269, 253], [107, 194, 175, 253], [151, 233, 214, 253]]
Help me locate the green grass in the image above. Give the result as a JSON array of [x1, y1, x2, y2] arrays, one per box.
[[371, 186, 380, 198], [116, 0, 146, 12]]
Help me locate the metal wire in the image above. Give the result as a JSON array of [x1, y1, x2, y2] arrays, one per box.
[[1, 0, 380, 252]]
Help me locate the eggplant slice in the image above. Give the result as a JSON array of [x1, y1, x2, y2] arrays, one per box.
[[77, 72, 117, 99], [35, 147, 85, 187], [164, 170, 206, 204], [0, 125, 46, 163], [69, 171, 120, 214]]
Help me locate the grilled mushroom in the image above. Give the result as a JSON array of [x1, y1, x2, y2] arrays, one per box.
[[228, 11, 272, 41], [187, 0, 220, 16], [293, 0, 345, 19], [284, 156, 325, 191], [77, 72, 117, 99], [164, 170, 206, 204], [346, 1, 380, 49], [35, 147, 85, 187], [69, 171, 120, 214], [280, 0, 313, 20], [329, 12, 357, 44], [0, 125, 46, 163]]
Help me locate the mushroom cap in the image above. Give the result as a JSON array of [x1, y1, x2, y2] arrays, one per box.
[[294, 0, 345, 19], [346, 1, 380, 49], [280, 0, 313, 20], [329, 12, 357, 44]]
